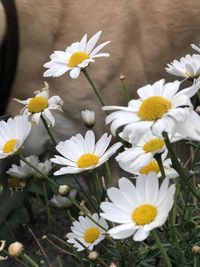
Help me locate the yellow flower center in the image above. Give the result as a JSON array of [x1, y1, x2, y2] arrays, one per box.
[[138, 96, 171, 121], [143, 138, 165, 153], [77, 154, 99, 168], [84, 227, 100, 243], [139, 161, 160, 175], [28, 97, 48, 113], [8, 177, 24, 189], [3, 139, 17, 154], [68, 52, 90, 68], [132, 204, 157, 225]]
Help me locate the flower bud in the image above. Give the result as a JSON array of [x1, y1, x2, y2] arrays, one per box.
[[81, 110, 95, 128], [196, 106, 200, 114], [8, 242, 24, 257], [88, 251, 99, 261], [58, 185, 70, 196], [192, 245, 200, 254], [120, 74, 126, 80]]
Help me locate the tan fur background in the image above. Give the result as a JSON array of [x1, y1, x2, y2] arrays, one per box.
[[1, 0, 200, 139]]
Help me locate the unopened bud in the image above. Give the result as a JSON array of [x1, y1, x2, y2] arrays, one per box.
[[196, 106, 200, 114], [109, 263, 117, 267], [8, 242, 24, 257], [81, 110, 95, 128], [120, 74, 126, 80], [192, 245, 200, 254], [42, 235, 47, 240], [58, 185, 70, 196], [88, 251, 99, 261]]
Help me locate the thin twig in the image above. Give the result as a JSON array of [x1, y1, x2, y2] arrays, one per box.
[[44, 236, 75, 257], [26, 226, 52, 267]]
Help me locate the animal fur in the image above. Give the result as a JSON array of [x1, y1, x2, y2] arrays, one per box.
[[1, 0, 200, 139]]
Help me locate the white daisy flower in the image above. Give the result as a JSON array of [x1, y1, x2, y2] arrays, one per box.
[[50, 189, 77, 208], [7, 155, 53, 179], [118, 151, 178, 179], [81, 110, 95, 127], [67, 213, 108, 251], [0, 115, 31, 159], [100, 174, 175, 242], [166, 54, 200, 79], [14, 82, 63, 127], [191, 43, 200, 53], [51, 130, 122, 175], [116, 131, 166, 170], [103, 79, 200, 141], [43, 31, 110, 79]]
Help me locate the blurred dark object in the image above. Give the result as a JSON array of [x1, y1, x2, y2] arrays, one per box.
[[0, 0, 19, 115]]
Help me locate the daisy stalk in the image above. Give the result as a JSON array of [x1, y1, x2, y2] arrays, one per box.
[[41, 115, 57, 146], [151, 230, 172, 267], [72, 174, 98, 212], [42, 182, 52, 228], [2, 249, 29, 267], [120, 75, 130, 103], [163, 132, 200, 201], [154, 153, 166, 178], [82, 68, 107, 110], [21, 253, 39, 267], [105, 161, 112, 187]]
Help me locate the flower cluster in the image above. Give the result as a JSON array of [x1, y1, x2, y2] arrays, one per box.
[[1, 32, 200, 266]]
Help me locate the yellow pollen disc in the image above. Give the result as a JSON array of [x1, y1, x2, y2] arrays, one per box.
[[138, 96, 171, 121], [143, 138, 165, 153], [68, 52, 89, 68], [3, 139, 17, 153], [84, 227, 100, 243], [139, 161, 160, 175], [28, 97, 48, 113], [77, 154, 99, 168], [8, 177, 23, 188], [132, 204, 157, 225]]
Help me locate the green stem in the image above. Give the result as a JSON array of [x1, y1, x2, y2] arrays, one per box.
[[19, 153, 58, 189], [121, 79, 130, 103], [26, 226, 52, 267], [172, 180, 179, 226], [72, 174, 98, 212], [3, 250, 29, 267], [35, 191, 66, 233], [163, 132, 200, 201], [41, 115, 57, 146], [95, 171, 103, 198], [21, 253, 39, 267], [151, 230, 172, 267], [56, 256, 63, 267], [42, 182, 51, 229], [169, 182, 187, 266], [155, 153, 166, 178], [82, 69, 107, 110], [105, 161, 112, 187]]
